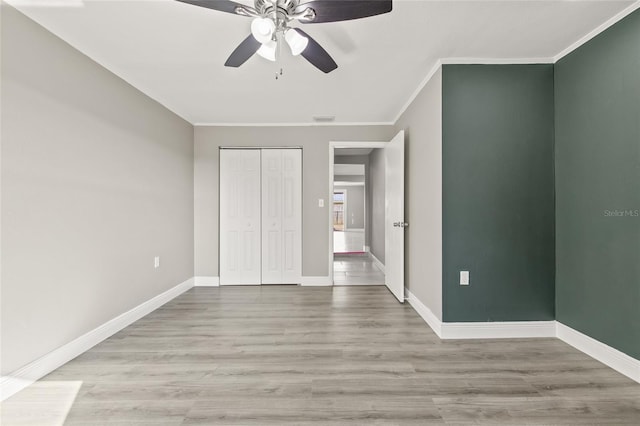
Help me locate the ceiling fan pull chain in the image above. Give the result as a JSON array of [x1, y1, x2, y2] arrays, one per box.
[[275, 31, 284, 80]]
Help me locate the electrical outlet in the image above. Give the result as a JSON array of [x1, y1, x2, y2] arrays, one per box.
[[154, 256, 160, 268], [318, 199, 324, 207], [460, 270, 469, 286]]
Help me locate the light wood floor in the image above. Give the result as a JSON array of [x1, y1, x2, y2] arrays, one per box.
[[4, 286, 639, 425]]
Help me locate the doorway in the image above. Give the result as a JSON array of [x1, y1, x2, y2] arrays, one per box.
[[330, 146, 385, 286], [329, 133, 406, 301]]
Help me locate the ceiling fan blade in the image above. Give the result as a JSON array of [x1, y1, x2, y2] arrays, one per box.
[[175, 0, 250, 16], [295, 0, 392, 23], [294, 29, 337, 74], [224, 35, 261, 67]]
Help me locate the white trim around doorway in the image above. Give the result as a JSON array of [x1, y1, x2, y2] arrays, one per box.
[[329, 141, 387, 285]]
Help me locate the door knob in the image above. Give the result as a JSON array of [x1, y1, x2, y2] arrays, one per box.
[[393, 222, 409, 228]]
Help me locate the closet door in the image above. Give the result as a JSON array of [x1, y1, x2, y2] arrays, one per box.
[[219, 149, 261, 285], [262, 149, 302, 284]]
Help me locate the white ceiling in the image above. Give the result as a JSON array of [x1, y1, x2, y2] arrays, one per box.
[[6, 0, 636, 124]]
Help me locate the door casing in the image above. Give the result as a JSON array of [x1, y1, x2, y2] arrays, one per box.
[[328, 141, 388, 285]]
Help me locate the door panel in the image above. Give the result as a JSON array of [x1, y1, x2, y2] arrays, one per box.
[[284, 231, 295, 271], [220, 150, 261, 285], [385, 131, 405, 302], [281, 149, 302, 283], [261, 150, 283, 284], [262, 149, 302, 284]]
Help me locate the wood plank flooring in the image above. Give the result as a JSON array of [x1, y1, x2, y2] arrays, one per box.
[[3, 286, 639, 425]]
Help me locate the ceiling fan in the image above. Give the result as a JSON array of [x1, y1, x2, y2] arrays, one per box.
[[176, 0, 393, 73]]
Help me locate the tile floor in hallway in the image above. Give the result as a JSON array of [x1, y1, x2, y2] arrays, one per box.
[[2, 286, 639, 425], [333, 253, 385, 286]]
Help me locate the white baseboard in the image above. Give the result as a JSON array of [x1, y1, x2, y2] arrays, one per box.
[[220, 282, 260, 286], [194, 276, 219, 287], [556, 322, 640, 384], [407, 290, 555, 339], [0, 277, 195, 401], [406, 289, 442, 338], [369, 252, 385, 273], [407, 290, 639, 384], [441, 320, 557, 340], [300, 276, 332, 286]]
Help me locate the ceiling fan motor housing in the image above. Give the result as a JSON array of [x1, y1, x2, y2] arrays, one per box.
[[255, 0, 299, 19]]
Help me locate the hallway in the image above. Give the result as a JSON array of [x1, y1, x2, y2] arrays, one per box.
[[333, 254, 385, 286], [333, 230, 365, 254]]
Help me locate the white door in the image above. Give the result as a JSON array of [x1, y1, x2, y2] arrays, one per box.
[[219, 149, 262, 285], [262, 149, 302, 284], [281, 149, 302, 283], [385, 131, 406, 302]]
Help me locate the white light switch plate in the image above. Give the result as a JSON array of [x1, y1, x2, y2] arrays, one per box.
[[460, 270, 469, 285], [154, 256, 160, 268], [318, 199, 324, 207]]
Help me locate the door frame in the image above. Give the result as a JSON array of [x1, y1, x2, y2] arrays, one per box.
[[329, 141, 387, 285], [219, 147, 303, 286]]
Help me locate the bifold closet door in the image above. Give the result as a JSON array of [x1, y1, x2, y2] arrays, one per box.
[[261, 149, 302, 284], [219, 149, 261, 285]]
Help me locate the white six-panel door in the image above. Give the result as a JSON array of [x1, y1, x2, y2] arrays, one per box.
[[261, 149, 302, 284], [219, 149, 262, 285]]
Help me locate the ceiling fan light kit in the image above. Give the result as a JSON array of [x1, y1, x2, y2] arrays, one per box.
[[250, 17, 276, 43], [176, 0, 392, 74], [257, 39, 278, 61], [284, 28, 308, 56]]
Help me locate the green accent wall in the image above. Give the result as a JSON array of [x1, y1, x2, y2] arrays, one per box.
[[442, 64, 556, 322], [555, 10, 640, 359]]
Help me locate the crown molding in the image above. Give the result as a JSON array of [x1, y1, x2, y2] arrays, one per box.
[[392, 59, 443, 124], [393, 3, 640, 124], [391, 56, 554, 123], [553, 1, 640, 62], [193, 122, 394, 127], [181, 3, 640, 128], [440, 57, 554, 65]]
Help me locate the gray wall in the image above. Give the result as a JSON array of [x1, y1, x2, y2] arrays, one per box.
[[441, 64, 555, 322], [1, 5, 194, 375], [334, 175, 365, 183], [334, 185, 365, 229], [555, 10, 640, 359], [194, 126, 394, 278], [394, 68, 443, 319], [368, 148, 386, 263]]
